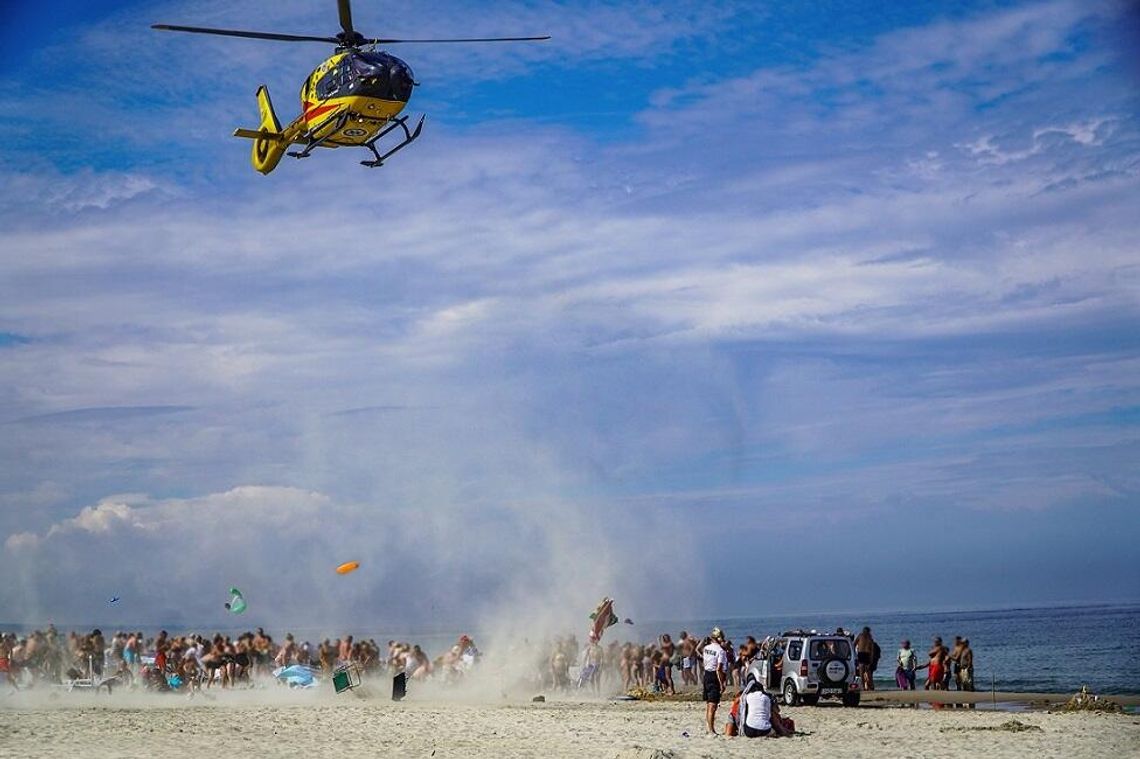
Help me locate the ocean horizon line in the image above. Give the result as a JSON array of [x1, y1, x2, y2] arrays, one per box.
[[4, 598, 1139, 635]]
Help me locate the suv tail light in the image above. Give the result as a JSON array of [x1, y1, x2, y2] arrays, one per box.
[[799, 660, 808, 677]]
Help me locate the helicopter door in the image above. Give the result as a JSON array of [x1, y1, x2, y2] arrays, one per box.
[[315, 66, 342, 100]]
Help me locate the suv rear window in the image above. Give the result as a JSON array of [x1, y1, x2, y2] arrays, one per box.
[[809, 639, 851, 659]]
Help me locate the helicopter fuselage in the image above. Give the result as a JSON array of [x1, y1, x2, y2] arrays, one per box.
[[298, 49, 415, 146]]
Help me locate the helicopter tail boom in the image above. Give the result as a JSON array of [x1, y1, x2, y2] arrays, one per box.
[[233, 86, 291, 175]]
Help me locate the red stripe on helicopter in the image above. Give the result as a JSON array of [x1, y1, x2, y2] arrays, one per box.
[[303, 101, 339, 121]]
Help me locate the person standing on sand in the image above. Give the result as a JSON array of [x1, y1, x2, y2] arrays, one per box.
[[958, 640, 974, 691], [680, 633, 696, 687], [124, 632, 139, 676], [701, 628, 728, 735], [921, 636, 948, 690], [949, 636, 966, 689], [896, 640, 917, 690], [659, 634, 677, 695], [854, 627, 875, 691]]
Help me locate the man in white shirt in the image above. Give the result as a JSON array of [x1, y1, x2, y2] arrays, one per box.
[[701, 627, 728, 734]]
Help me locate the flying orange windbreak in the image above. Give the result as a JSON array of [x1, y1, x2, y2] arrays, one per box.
[[336, 561, 360, 575]]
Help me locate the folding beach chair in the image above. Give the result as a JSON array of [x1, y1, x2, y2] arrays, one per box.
[[332, 663, 362, 694], [62, 656, 96, 692]]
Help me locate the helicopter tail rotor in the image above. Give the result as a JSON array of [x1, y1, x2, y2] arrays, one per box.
[[232, 86, 291, 175]]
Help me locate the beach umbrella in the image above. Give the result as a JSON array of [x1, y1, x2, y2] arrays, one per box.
[[589, 597, 619, 642]]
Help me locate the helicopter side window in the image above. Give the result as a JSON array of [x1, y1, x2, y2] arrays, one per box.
[[315, 67, 341, 99], [339, 58, 358, 93]]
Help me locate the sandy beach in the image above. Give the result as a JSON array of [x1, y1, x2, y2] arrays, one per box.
[[3, 688, 1138, 759]]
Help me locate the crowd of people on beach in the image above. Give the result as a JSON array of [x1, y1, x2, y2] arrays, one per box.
[[541, 626, 975, 697], [2, 621, 975, 727], [0, 625, 482, 694]]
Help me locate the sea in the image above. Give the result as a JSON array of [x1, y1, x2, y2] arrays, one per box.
[[657, 603, 1140, 696], [6, 602, 1137, 695]]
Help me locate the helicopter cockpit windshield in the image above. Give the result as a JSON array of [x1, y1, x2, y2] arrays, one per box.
[[349, 51, 414, 102], [312, 51, 414, 103]]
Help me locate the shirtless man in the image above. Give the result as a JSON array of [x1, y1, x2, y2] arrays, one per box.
[[253, 629, 271, 676], [583, 636, 603, 693], [957, 640, 974, 691], [202, 635, 230, 688], [854, 627, 875, 691], [922, 636, 949, 690], [949, 636, 966, 689], [619, 643, 635, 690], [659, 634, 677, 694], [338, 635, 353, 665], [124, 632, 139, 675], [680, 634, 697, 687], [318, 639, 334, 674], [275, 633, 297, 668]]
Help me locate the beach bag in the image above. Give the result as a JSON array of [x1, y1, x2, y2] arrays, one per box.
[[725, 721, 737, 736], [895, 666, 908, 689], [781, 716, 795, 734]]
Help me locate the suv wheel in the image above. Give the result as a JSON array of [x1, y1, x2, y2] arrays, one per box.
[[842, 691, 861, 707], [782, 679, 800, 706], [818, 656, 850, 687]]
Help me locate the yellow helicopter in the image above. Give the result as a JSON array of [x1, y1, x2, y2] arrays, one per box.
[[153, 0, 548, 175]]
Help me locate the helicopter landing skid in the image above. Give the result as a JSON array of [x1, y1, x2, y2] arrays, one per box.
[[361, 115, 425, 168], [287, 113, 350, 160]]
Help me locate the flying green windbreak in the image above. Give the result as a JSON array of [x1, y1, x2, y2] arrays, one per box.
[[225, 587, 247, 614]]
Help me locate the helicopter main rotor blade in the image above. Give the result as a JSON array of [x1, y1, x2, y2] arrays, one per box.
[[151, 24, 338, 44], [338, 0, 355, 37], [368, 36, 552, 44]]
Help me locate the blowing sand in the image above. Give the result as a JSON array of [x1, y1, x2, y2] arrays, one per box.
[[2, 688, 1138, 759]]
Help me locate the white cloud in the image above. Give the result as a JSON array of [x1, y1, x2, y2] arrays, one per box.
[[0, 0, 1138, 619], [1, 484, 694, 632]]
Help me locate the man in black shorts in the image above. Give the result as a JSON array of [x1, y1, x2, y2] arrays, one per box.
[[854, 627, 875, 691], [701, 628, 728, 734]]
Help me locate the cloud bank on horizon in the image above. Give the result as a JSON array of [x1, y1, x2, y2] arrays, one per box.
[[0, 0, 1137, 629]]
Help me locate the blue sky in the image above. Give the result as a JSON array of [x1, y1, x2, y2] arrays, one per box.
[[1, 0, 1138, 632]]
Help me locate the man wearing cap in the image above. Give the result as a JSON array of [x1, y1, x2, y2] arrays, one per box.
[[701, 628, 728, 734]]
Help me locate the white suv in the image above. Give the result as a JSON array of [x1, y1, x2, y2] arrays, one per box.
[[747, 630, 861, 707]]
